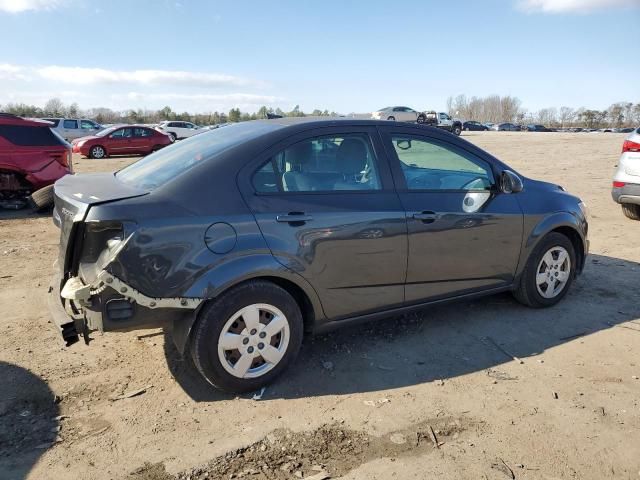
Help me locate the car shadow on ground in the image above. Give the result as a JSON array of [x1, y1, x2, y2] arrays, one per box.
[[0, 209, 50, 221], [0, 362, 60, 480], [164, 253, 640, 402]]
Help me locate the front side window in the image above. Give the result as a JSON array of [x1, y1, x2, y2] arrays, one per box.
[[391, 135, 493, 191], [253, 134, 382, 193], [63, 120, 78, 129], [110, 128, 133, 138]]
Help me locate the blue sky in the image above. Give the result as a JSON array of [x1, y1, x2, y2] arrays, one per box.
[[0, 0, 638, 114]]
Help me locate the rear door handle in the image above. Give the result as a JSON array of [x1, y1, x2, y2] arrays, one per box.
[[276, 212, 313, 223], [412, 211, 438, 223]]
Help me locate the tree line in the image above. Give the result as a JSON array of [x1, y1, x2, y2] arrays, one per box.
[[2, 96, 638, 129], [0, 98, 338, 126], [446, 94, 640, 128]]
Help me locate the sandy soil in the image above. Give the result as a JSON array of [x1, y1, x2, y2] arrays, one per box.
[[1, 132, 638, 480]]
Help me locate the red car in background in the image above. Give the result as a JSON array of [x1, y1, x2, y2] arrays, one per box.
[[0, 113, 72, 209], [72, 125, 172, 159]]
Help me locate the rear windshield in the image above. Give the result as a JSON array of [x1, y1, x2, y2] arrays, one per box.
[[0, 125, 67, 146], [116, 122, 278, 190]]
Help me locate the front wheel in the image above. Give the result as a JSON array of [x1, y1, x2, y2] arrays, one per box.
[[387, 116, 395, 121], [417, 115, 426, 124], [622, 204, 640, 220], [513, 232, 576, 308], [190, 280, 303, 393], [89, 145, 106, 159]]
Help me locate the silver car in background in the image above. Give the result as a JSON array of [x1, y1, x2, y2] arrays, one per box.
[[612, 127, 640, 220]]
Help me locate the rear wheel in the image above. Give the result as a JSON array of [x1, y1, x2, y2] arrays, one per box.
[[621, 204, 640, 220], [513, 232, 576, 308], [168, 132, 177, 142], [190, 280, 303, 393], [417, 115, 426, 124], [452, 125, 462, 136], [89, 145, 106, 159]]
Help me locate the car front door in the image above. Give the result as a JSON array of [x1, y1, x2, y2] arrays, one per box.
[[380, 127, 523, 303], [108, 127, 133, 154], [240, 127, 408, 320]]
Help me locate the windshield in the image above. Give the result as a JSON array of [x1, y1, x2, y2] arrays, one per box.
[[95, 126, 120, 137], [117, 121, 279, 190]]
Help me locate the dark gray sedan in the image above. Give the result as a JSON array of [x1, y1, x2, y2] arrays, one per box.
[[49, 118, 589, 393]]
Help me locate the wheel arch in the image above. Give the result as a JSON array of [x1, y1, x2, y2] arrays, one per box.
[[519, 212, 587, 280], [173, 261, 324, 355]]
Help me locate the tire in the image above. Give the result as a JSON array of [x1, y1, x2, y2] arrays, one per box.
[[417, 115, 426, 124], [168, 132, 177, 142], [28, 184, 54, 212], [452, 125, 462, 136], [387, 116, 395, 121], [621, 204, 640, 220], [464, 127, 470, 131], [190, 280, 303, 393], [513, 232, 576, 308], [89, 145, 106, 159]]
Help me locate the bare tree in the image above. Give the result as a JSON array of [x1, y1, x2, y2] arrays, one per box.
[[43, 98, 65, 117]]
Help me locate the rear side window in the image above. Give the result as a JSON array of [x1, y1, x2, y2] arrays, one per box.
[[0, 125, 67, 146], [252, 134, 381, 193], [43, 118, 60, 127], [134, 128, 153, 137], [80, 120, 96, 129], [63, 120, 78, 129]]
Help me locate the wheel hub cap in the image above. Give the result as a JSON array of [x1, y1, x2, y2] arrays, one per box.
[[217, 303, 290, 379], [535, 246, 571, 299]]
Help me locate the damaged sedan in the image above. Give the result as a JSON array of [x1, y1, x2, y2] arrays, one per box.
[[49, 118, 588, 393]]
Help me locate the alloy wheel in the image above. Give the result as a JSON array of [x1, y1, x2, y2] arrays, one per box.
[[535, 246, 571, 299], [92, 146, 105, 159], [217, 303, 290, 379]]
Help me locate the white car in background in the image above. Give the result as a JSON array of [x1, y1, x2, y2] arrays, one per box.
[[156, 121, 202, 141], [612, 127, 640, 220], [371, 106, 425, 123]]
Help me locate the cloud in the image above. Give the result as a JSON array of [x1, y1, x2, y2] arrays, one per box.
[[36, 66, 264, 88], [0, 63, 29, 81], [0, 0, 69, 13], [518, 0, 640, 13]]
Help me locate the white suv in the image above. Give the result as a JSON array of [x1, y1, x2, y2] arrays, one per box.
[[612, 127, 640, 220], [156, 121, 201, 141]]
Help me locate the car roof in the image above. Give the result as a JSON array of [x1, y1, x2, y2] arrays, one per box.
[[0, 113, 56, 127]]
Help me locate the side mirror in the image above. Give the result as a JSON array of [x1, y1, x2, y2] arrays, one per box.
[[500, 170, 523, 194]]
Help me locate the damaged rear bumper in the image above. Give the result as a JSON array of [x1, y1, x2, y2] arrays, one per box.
[[48, 269, 202, 346]]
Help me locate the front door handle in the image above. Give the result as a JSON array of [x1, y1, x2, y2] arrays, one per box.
[[276, 212, 313, 223], [412, 211, 437, 223]]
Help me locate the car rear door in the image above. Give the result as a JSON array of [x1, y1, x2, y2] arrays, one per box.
[[132, 128, 152, 153], [62, 119, 79, 140], [107, 127, 133, 154], [240, 126, 408, 320], [379, 125, 523, 303]]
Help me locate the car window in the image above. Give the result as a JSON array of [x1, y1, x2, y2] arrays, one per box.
[[134, 127, 153, 137], [80, 120, 95, 129], [117, 122, 278, 190], [390, 135, 493, 191], [63, 120, 78, 129], [253, 134, 382, 193], [110, 128, 133, 138], [0, 125, 67, 146]]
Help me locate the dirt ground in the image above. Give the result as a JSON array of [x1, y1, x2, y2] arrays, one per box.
[[1, 132, 639, 480]]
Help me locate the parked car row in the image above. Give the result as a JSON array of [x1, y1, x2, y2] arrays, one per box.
[[371, 107, 463, 135]]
